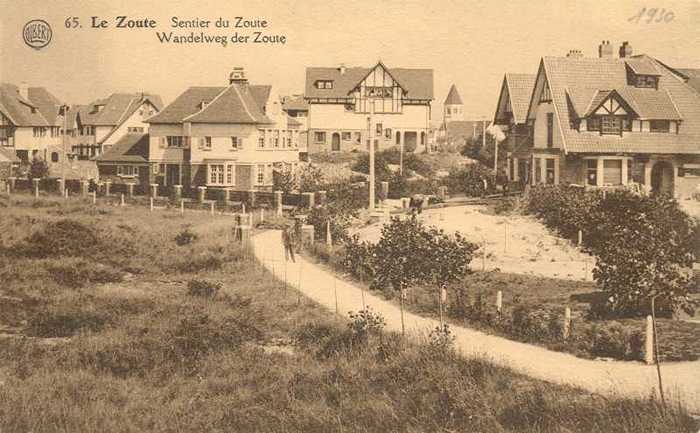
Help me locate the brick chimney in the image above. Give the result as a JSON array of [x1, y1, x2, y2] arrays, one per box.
[[18, 82, 29, 100], [598, 40, 613, 59], [229, 67, 248, 85], [566, 49, 583, 58], [619, 41, 633, 58], [339, 63, 346, 75]]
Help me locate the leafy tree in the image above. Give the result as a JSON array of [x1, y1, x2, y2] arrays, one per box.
[[273, 166, 297, 194], [592, 192, 697, 317], [298, 163, 326, 192], [29, 157, 49, 180]]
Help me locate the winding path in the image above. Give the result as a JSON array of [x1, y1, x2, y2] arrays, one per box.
[[252, 230, 700, 411]]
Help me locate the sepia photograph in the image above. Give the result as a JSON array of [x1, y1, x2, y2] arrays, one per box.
[[1, 0, 699, 431]]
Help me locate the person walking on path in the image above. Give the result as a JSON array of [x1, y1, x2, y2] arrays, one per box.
[[282, 225, 296, 262]]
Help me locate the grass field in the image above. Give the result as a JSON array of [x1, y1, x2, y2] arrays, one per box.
[[0, 194, 697, 432]]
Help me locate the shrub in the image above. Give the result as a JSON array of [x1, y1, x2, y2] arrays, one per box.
[[175, 228, 198, 246], [428, 323, 455, 352], [525, 186, 698, 318], [443, 163, 495, 197], [28, 304, 106, 338], [171, 253, 224, 273], [47, 261, 123, 288], [305, 205, 352, 244], [585, 323, 632, 359], [28, 158, 49, 180], [187, 279, 221, 298], [593, 192, 697, 317], [341, 235, 376, 282], [17, 219, 99, 259], [348, 307, 386, 342]]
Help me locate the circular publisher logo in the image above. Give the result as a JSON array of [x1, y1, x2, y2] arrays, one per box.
[[23, 19, 52, 50]]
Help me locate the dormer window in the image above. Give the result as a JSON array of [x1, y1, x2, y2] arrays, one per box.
[[315, 80, 333, 89], [650, 120, 670, 133], [635, 75, 658, 89], [95, 105, 104, 112], [199, 101, 209, 109]]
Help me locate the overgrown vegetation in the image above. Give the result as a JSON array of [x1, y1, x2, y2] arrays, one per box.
[[0, 195, 697, 432], [525, 185, 698, 318]]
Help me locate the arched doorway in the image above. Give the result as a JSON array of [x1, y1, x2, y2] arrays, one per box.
[[651, 161, 674, 195], [331, 133, 341, 151]]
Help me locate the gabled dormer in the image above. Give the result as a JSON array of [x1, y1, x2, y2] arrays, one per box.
[[582, 90, 636, 135], [625, 58, 661, 89], [351, 61, 406, 114]]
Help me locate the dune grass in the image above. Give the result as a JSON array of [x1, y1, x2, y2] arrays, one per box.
[[0, 194, 696, 432]]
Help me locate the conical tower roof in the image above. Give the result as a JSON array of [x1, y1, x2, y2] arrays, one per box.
[[444, 84, 463, 105]]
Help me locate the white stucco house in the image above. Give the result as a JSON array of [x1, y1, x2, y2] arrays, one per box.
[[304, 61, 434, 153]]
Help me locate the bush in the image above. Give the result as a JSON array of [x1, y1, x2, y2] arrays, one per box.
[[17, 219, 100, 258], [171, 253, 224, 273], [187, 279, 221, 298], [443, 163, 495, 197], [525, 186, 698, 318], [28, 304, 106, 338], [47, 261, 123, 288], [584, 323, 633, 359], [175, 228, 198, 246], [348, 307, 385, 343], [305, 205, 352, 244], [428, 323, 455, 352]]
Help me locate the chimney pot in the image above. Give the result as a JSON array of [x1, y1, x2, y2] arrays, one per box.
[[619, 41, 633, 58], [229, 67, 248, 85], [598, 40, 613, 59]]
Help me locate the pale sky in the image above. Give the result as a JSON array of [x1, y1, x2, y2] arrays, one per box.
[[2, 0, 699, 121]]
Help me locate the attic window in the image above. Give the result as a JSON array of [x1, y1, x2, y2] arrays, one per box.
[[315, 80, 333, 89], [635, 75, 657, 88], [199, 101, 209, 109]]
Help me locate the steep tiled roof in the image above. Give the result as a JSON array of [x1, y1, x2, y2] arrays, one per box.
[[539, 54, 700, 154], [80, 93, 162, 126], [0, 147, 20, 163], [282, 95, 308, 111], [305, 64, 433, 100], [677, 68, 700, 93], [444, 84, 463, 105], [184, 84, 271, 124], [95, 133, 149, 163], [505, 73, 536, 124], [0, 83, 63, 126], [27, 87, 62, 124], [148, 85, 271, 124]]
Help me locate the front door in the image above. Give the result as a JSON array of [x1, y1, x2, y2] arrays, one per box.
[[331, 133, 341, 151], [404, 132, 417, 152], [166, 164, 180, 186], [651, 161, 674, 195]]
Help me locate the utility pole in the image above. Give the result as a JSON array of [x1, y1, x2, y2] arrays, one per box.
[[368, 99, 375, 211], [61, 104, 69, 185]]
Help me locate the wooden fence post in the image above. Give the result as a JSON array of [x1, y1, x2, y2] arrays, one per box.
[[563, 307, 571, 340], [496, 290, 503, 314], [644, 315, 654, 365]]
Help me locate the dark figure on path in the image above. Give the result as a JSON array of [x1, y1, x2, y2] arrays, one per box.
[[282, 226, 296, 262]]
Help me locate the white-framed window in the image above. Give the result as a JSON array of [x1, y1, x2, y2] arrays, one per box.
[[117, 165, 138, 177], [342, 131, 351, 141], [209, 164, 224, 185], [384, 128, 392, 139], [226, 164, 234, 184], [316, 80, 333, 89], [257, 130, 265, 148], [257, 164, 265, 184], [231, 136, 241, 150], [128, 127, 144, 134], [167, 136, 185, 148], [207, 163, 235, 186], [274, 130, 280, 148], [314, 131, 326, 143], [203, 136, 212, 149]]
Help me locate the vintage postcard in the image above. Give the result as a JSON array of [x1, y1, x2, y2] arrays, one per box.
[[1, 0, 699, 431]]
